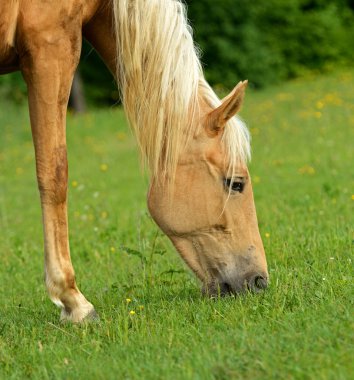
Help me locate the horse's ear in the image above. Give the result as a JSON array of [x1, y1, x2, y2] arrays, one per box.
[[206, 80, 248, 135]]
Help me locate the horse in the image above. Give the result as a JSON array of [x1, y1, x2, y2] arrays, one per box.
[[0, 0, 268, 323]]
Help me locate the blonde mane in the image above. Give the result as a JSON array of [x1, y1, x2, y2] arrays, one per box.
[[113, 0, 250, 182]]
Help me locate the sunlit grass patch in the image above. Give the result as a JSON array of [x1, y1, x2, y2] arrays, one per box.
[[0, 70, 353, 379]]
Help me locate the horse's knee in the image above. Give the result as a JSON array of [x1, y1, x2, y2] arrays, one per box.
[[37, 146, 68, 204]]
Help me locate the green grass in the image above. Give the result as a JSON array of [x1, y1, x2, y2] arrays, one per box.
[[0, 70, 353, 379]]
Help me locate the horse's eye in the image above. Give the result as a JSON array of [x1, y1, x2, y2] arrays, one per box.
[[224, 177, 245, 193]]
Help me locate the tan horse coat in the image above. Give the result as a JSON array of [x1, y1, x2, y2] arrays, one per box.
[[0, 0, 268, 322]]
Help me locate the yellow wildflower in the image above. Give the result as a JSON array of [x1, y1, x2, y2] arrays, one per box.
[[129, 310, 136, 315], [298, 165, 315, 175], [265, 233, 270, 238], [126, 298, 132, 303], [100, 164, 108, 172], [72, 180, 78, 188], [316, 101, 324, 109], [116, 132, 126, 141]]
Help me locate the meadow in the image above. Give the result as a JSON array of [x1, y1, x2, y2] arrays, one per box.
[[0, 70, 353, 379]]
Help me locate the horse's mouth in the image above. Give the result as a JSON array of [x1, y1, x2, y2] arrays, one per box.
[[202, 273, 268, 297]]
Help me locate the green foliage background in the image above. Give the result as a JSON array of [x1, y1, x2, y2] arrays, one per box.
[[187, 0, 354, 86], [1, 0, 353, 104]]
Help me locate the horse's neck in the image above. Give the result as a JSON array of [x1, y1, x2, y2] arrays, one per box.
[[83, 1, 117, 77]]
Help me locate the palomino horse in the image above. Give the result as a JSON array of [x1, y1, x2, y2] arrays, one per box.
[[0, 0, 268, 322]]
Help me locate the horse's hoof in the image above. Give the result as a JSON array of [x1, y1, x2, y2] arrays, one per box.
[[60, 304, 99, 324], [83, 308, 100, 322]]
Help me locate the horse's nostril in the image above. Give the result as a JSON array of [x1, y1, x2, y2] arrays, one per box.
[[219, 282, 232, 296], [246, 274, 268, 292], [254, 275, 268, 290], [220, 282, 232, 294]]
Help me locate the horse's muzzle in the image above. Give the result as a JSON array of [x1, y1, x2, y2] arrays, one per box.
[[204, 272, 269, 296]]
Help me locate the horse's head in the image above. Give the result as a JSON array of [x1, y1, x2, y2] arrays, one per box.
[[148, 81, 268, 296]]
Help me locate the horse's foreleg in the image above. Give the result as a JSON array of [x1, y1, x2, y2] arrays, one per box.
[[21, 37, 97, 323]]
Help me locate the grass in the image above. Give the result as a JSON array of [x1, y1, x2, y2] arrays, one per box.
[[0, 70, 353, 379]]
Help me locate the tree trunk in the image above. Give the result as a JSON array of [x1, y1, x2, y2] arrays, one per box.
[[69, 71, 86, 113]]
